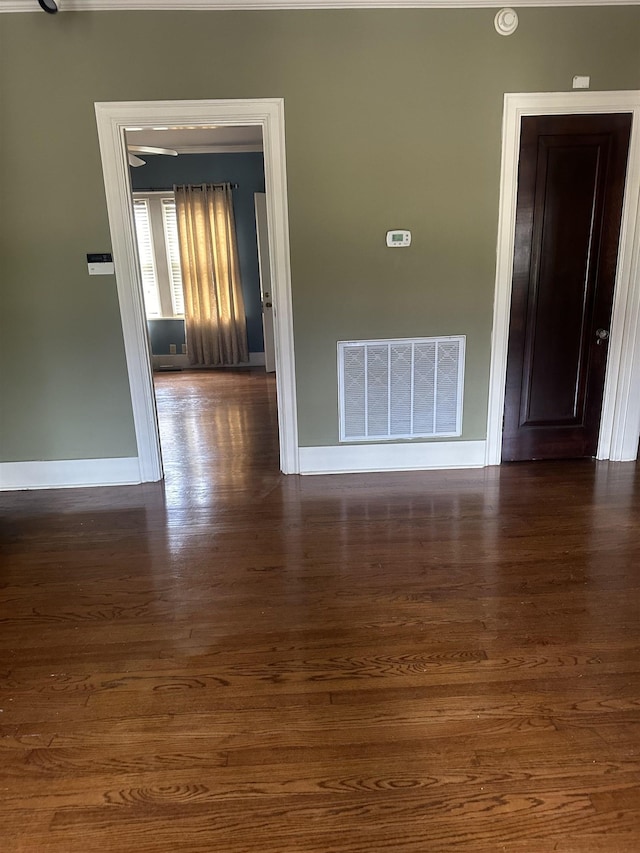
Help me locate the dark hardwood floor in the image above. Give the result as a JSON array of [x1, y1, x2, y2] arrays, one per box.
[[1, 369, 639, 851]]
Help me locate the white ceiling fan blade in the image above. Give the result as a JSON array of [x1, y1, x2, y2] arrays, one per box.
[[128, 153, 146, 168], [128, 145, 178, 157]]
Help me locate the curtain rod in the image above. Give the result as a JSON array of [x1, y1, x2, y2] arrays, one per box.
[[132, 183, 239, 192]]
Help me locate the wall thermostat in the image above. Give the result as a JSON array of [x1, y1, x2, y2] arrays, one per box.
[[572, 75, 590, 89], [87, 252, 114, 275], [386, 230, 411, 248]]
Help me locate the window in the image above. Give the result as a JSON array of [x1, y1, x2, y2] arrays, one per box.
[[161, 198, 185, 316], [132, 192, 184, 318], [133, 199, 161, 316]]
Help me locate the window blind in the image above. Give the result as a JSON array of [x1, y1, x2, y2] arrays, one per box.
[[132, 199, 160, 316], [161, 199, 185, 317]]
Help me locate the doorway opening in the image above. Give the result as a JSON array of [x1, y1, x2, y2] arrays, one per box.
[[95, 99, 299, 483], [124, 123, 280, 488]]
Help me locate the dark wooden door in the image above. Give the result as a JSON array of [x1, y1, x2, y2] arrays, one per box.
[[502, 113, 631, 462]]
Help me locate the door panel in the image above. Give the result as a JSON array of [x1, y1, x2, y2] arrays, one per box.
[[502, 113, 631, 461], [254, 193, 276, 374]]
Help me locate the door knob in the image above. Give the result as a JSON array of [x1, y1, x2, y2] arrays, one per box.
[[596, 328, 610, 344]]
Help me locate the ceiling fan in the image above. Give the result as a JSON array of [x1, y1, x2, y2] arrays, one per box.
[[127, 145, 179, 168]]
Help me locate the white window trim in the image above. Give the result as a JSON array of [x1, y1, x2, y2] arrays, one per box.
[[133, 191, 184, 319], [132, 197, 162, 317], [161, 198, 185, 317]]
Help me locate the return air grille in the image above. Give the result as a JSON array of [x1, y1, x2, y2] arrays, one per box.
[[338, 336, 465, 442]]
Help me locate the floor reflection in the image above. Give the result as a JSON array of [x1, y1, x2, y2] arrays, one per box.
[[153, 368, 281, 508]]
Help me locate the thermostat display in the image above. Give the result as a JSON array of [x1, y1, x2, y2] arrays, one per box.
[[87, 252, 114, 275], [386, 230, 411, 248]]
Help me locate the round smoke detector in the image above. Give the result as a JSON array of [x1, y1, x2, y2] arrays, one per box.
[[495, 8, 519, 36]]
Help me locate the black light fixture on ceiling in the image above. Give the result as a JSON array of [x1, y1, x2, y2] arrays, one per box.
[[38, 0, 58, 12]]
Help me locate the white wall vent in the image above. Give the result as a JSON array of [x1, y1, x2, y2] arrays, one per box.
[[338, 336, 465, 442]]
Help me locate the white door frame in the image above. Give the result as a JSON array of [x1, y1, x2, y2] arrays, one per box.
[[486, 91, 640, 466], [95, 98, 299, 480]]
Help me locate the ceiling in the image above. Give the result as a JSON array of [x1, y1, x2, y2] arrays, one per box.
[[126, 125, 264, 154]]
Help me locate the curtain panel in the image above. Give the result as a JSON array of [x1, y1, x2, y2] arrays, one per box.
[[174, 183, 249, 366]]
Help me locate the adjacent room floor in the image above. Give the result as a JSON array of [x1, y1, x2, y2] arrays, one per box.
[[1, 369, 639, 852]]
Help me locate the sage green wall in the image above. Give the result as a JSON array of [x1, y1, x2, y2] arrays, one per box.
[[1, 9, 639, 460]]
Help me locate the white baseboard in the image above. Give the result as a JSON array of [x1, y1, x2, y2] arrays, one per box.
[[152, 354, 190, 369], [152, 352, 266, 370], [0, 457, 141, 491], [1, 441, 486, 488], [298, 440, 487, 475]]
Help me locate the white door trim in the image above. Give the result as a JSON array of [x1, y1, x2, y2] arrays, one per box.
[[486, 90, 640, 466], [95, 98, 299, 479]]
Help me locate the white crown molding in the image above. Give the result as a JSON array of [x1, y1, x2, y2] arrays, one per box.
[[130, 144, 263, 155], [299, 440, 486, 474], [4, 0, 640, 12], [172, 143, 264, 154]]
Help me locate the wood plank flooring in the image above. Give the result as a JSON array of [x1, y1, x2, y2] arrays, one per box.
[[1, 368, 639, 851]]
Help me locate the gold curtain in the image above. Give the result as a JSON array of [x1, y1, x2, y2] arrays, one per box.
[[174, 183, 249, 366]]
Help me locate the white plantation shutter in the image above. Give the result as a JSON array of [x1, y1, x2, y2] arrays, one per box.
[[161, 198, 185, 316], [132, 199, 160, 316], [338, 337, 465, 441]]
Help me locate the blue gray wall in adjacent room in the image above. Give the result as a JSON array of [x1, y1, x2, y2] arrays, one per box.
[[131, 152, 266, 355], [147, 318, 186, 356]]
